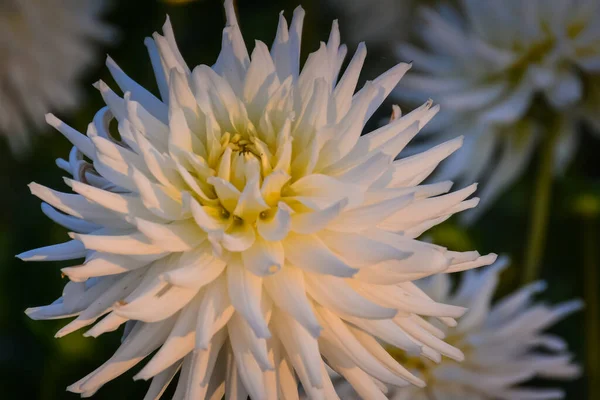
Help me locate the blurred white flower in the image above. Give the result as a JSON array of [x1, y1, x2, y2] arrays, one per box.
[[0, 0, 116, 153], [335, 260, 582, 400], [395, 0, 600, 222], [19, 1, 496, 398], [580, 75, 600, 132], [161, 0, 202, 4], [326, 0, 417, 47]]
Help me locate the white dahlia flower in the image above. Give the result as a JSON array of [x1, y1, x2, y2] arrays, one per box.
[[0, 0, 116, 153], [19, 1, 496, 398], [334, 260, 582, 400], [396, 0, 600, 221]]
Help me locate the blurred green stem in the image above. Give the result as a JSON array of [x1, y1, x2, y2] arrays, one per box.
[[584, 220, 599, 400], [522, 119, 560, 284]]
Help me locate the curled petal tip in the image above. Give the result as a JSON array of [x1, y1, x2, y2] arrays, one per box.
[[568, 299, 585, 311], [65, 385, 79, 394], [454, 350, 465, 362], [531, 280, 548, 292], [492, 254, 509, 268], [293, 5, 305, 15], [82, 330, 96, 338], [132, 372, 148, 381], [105, 54, 116, 67], [487, 252, 499, 264], [45, 113, 60, 126]]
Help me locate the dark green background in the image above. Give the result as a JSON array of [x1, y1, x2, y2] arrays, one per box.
[[0, 0, 593, 398]]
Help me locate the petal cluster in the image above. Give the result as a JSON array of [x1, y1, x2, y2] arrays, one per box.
[[20, 2, 496, 398], [395, 0, 600, 221], [336, 261, 582, 399], [0, 0, 116, 153]]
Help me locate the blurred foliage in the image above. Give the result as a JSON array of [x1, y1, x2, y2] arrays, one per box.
[[0, 0, 594, 398]]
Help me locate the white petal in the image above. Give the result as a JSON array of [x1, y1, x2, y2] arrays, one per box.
[[386, 136, 464, 188], [242, 236, 284, 276], [61, 252, 159, 282], [327, 193, 413, 233], [40, 203, 101, 234], [161, 245, 226, 289], [234, 178, 270, 220], [131, 168, 185, 221], [291, 198, 347, 234], [261, 171, 291, 207], [318, 230, 410, 267], [305, 273, 396, 319], [287, 174, 364, 210], [134, 298, 200, 380], [263, 266, 322, 337], [257, 202, 292, 241], [222, 220, 256, 252], [271, 309, 322, 388], [333, 42, 367, 120], [271, 7, 305, 81], [195, 276, 235, 350], [228, 312, 273, 371], [56, 271, 147, 337], [105, 56, 168, 122], [46, 114, 95, 160], [227, 256, 271, 338], [69, 179, 159, 222], [317, 306, 411, 387], [142, 362, 181, 400], [208, 177, 241, 213], [29, 183, 127, 228], [283, 233, 358, 277], [135, 218, 205, 252], [71, 232, 164, 256], [115, 283, 197, 323], [18, 240, 86, 262], [68, 319, 175, 396]]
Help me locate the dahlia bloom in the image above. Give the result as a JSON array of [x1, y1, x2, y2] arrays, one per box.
[[0, 0, 116, 153], [334, 260, 582, 400], [19, 2, 496, 398], [396, 0, 600, 221]]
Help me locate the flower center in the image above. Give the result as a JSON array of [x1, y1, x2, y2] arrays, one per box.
[[223, 132, 261, 158], [215, 127, 275, 188], [507, 37, 556, 84], [386, 345, 429, 374]]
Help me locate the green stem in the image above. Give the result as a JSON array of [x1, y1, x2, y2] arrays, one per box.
[[522, 119, 561, 284], [584, 220, 599, 400]]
